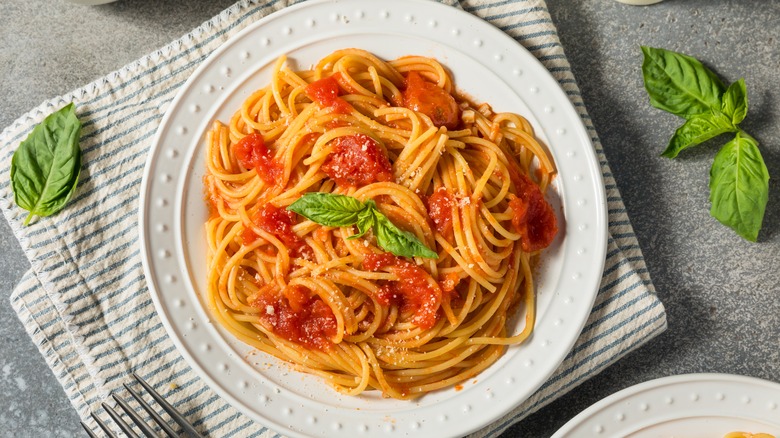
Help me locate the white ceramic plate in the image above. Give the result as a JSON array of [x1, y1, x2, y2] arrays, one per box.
[[553, 374, 780, 438], [139, 0, 607, 436]]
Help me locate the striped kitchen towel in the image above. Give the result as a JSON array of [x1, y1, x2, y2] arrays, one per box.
[[1, 0, 666, 437]]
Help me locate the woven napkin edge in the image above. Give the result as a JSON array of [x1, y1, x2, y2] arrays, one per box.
[[9, 271, 97, 422]]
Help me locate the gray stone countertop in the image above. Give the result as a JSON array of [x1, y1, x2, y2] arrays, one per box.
[[1, 0, 778, 437]]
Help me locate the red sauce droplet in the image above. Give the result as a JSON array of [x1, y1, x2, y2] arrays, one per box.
[[233, 133, 283, 184], [322, 134, 393, 188], [245, 203, 313, 259], [403, 71, 460, 129], [254, 285, 337, 351], [305, 75, 352, 114], [508, 173, 558, 252], [363, 253, 442, 329], [426, 187, 455, 236]]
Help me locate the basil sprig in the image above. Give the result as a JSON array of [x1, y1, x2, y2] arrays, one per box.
[[641, 47, 769, 241], [287, 192, 438, 259], [11, 103, 82, 226]]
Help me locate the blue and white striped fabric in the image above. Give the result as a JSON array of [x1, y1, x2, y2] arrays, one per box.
[[1, 0, 666, 436]]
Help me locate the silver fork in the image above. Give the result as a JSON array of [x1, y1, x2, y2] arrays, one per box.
[[81, 373, 205, 438]]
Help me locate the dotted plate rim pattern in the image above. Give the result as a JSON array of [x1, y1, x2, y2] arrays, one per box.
[[139, 1, 608, 437], [552, 373, 780, 437]]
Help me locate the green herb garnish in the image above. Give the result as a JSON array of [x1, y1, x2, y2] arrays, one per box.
[[287, 192, 438, 259], [641, 46, 769, 241], [11, 103, 82, 226], [709, 131, 768, 241]]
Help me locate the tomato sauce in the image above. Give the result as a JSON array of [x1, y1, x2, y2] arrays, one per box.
[[233, 133, 283, 184], [322, 134, 393, 187], [363, 253, 442, 329], [243, 203, 313, 259], [402, 71, 460, 130], [508, 173, 558, 252], [305, 75, 352, 114], [426, 187, 454, 236], [255, 285, 337, 351]]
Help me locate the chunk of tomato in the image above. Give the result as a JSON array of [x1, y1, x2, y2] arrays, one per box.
[[322, 134, 393, 187], [233, 133, 282, 184], [254, 286, 337, 351], [508, 173, 558, 252], [426, 187, 455, 236], [402, 71, 460, 129], [305, 75, 352, 114], [363, 253, 442, 329], [247, 203, 313, 259]]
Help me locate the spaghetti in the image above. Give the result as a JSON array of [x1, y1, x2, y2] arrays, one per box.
[[203, 49, 558, 399]]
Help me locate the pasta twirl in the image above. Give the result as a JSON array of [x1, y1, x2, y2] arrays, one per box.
[[203, 49, 558, 399]]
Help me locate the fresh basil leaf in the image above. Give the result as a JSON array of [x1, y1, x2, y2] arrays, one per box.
[[721, 78, 748, 125], [641, 46, 726, 118], [372, 211, 438, 259], [10, 103, 82, 226], [287, 192, 364, 227], [662, 111, 736, 158], [288, 192, 438, 258], [709, 132, 769, 241], [347, 202, 376, 240]]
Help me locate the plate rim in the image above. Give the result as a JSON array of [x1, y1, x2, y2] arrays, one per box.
[[551, 373, 780, 437], [139, 0, 608, 436]]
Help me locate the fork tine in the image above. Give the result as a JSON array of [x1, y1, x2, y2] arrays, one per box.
[[102, 402, 140, 438], [124, 382, 178, 438], [80, 421, 99, 438], [133, 373, 206, 438], [91, 412, 118, 438], [112, 393, 158, 438]]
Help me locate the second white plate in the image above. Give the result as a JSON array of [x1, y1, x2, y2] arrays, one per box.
[[553, 374, 780, 438]]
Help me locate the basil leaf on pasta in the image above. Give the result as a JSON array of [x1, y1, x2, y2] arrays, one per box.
[[288, 192, 438, 258], [10, 103, 82, 226], [641, 46, 725, 118], [372, 211, 438, 259], [347, 203, 376, 240], [721, 78, 748, 125], [709, 132, 769, 242], [662, 111, 736, 158], [287, 192, 364, 227]]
